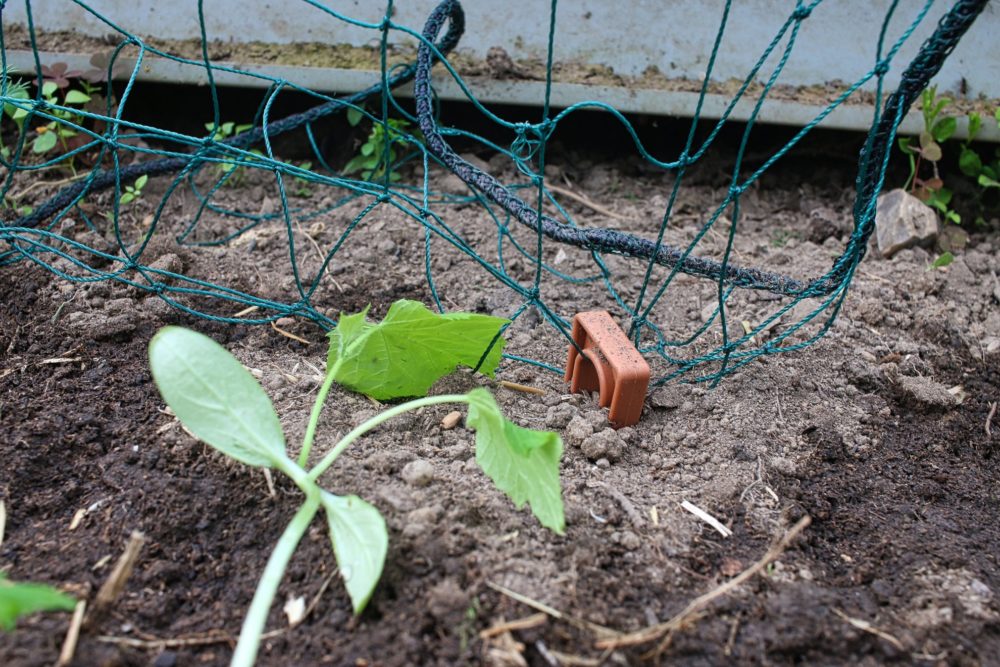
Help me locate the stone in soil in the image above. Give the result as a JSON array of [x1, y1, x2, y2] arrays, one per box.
[[875, 188, 939, 258]]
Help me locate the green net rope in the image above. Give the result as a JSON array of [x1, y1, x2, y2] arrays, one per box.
[[0, 0, 989, 386]]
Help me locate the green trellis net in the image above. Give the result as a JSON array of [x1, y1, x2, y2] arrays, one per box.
[[0, 0, 989, 386]]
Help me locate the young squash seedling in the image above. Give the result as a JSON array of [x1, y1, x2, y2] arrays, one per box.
[[0, 573, 76, 631], [148, 299, 564, 667]]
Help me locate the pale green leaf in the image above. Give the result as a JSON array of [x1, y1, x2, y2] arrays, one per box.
[[932, 252, 954, 269], [41, 81, 58, 98], [63, 89, 90, 105], [31, 131, 57, 154], [326, 300, 508, 400], [0, 574, 75, 631], [135, 174, 148, 189], [346, 107, 363, 127], [465, 388, 564, 533], [148, 326, 287, 468], [319, 491, 388, 614], [931, 116, 956, 143]]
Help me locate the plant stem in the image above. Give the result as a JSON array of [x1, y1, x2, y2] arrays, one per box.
[[297, 365, 339, 468], [307, 394, 467, 482], [230, 493, 321, 667]]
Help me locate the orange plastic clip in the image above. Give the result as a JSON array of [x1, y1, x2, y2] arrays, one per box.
[[564, 311, 650, 428]]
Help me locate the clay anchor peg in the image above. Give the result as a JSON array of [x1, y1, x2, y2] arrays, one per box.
[[564, 311, 650, 427]]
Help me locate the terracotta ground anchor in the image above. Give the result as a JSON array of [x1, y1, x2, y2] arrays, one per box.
[[565, 311, 650, 427]]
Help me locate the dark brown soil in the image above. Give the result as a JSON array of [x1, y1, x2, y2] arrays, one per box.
[[2, 135, 1000, 665]]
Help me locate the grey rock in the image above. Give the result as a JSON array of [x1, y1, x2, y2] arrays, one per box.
[[439, 174, 467, 196], [896, 375, 959, 409], [564, 415, 594, 446], [581, 428, 624, 462], [401, 459, 434, 487], [875, 189, 939, 258], [545, 402, 577, 429], [650, 385, 684, 409]]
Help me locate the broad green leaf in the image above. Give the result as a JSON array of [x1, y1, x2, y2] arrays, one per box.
[[931, 116, 956, 143], [326, 300, 508, 400], [319, 491, 388, 614], [346, 107, 363, 127], [135, 174, 148, 189], [932, 252, 954, 269], [465, 388, 564, 534], [41, 81, 58, 99], [31, 131, 57, 154], [0, 574, 75, 631], [63, 89, 90, 105], [959, 147, 982, 177], [120, 192, 134, 205], [148, 326, 287, 468]]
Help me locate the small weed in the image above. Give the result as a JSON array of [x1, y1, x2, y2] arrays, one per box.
[[119, 174, 147, 205], [930, 251, 955, 269], [899, 87, 1000, 226], [343, 107, 421, 182], [204, 121, 261, 186]]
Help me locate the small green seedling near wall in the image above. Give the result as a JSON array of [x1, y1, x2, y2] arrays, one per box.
[[119, 174, 147, 205], [0, 572, 76, 631], [343, 107, 421, 182], [148, 299, 564, 667], [204, 121, 260, 186]]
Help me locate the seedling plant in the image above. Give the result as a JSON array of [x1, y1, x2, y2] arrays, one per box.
[[148, 299, 564, 666], [203, 121, 262, 186], [343, 106, 421, 182], [0, 572, 75, 631]]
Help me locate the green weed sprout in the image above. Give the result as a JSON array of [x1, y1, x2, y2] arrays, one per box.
[[204, 121, 260, 186], [343, 107, 420, 182], [148, 300, 564, 666], [0, 572, 75, 631], [119, 174, 147, 205]]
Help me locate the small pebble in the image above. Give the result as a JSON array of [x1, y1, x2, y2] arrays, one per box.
[[401, 459, 434, 487], [441, 411, 462, 430]]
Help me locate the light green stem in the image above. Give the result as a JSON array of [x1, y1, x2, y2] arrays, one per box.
[[307, 394, 468, 482], [230, 493, 321, 667], [297, 365, 340, 468]]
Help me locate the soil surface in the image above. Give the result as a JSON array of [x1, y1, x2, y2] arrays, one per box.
[[2, 119, 1000, 667]]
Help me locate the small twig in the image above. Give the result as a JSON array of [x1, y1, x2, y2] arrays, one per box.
[[681, 500, 732, 538], [986, 401, 997, 439], [499, 380, 545, 395], [479, 613, 548, 639], [97, 632, 234, 649], [56, 599, 87, 667], [595, 516, 811, 650], [270, 320, 311, 345], [723, 617, 739, 656], [596, 482, 645, 530], [37, 357, 84, 366], [262, 469, 277, 500], [545, 182, 629, 222], [486, 581, 619, 640], [832, 608, 904, 651], [232, 305, 259, 318], [88, 531, 145, 626]]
